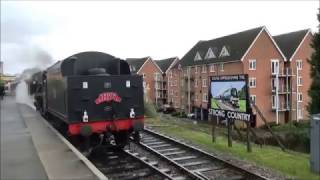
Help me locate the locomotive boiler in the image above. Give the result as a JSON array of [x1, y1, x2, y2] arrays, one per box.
[[32, 51, 144, 150]]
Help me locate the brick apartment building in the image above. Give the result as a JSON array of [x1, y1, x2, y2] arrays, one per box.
[[126, 57, 178, 106], [126, 57, 162, 103], [167, 26, 313, 127], [154, 57, 179, 106]]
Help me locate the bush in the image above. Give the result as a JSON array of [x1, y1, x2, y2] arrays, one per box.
[[144, 100, 158, 118]]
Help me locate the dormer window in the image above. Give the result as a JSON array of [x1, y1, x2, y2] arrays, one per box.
[[219, 46, 230, 57], [130, 65, 136, 72], [194, 51, 202, 61], [204, 48, 216, 59]]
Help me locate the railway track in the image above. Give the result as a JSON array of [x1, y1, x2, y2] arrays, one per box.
[[128, 127, 269, 180], [46, 115, 268, 180]]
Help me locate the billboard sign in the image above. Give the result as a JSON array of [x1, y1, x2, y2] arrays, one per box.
[[208, 74, 251, 122]]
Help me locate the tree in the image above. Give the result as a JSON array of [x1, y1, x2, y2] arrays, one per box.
[[307, 10, 320, 114]]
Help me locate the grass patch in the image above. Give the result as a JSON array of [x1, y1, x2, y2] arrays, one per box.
[[211, 98, 219, 108], [146, 117, 320, 180], [239, 100, 246, 112]]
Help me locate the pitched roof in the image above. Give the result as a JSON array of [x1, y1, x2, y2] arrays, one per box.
[[273, 29, 310, 60], [126, 57, 150, 73], [154, 57, 177, 73], [179, 26, 264, 67]]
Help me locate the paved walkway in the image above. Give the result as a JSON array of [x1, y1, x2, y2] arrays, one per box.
[[1, 96, 48, 179], [1, 96, 98, 180]]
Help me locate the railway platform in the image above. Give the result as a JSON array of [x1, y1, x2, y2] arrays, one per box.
[[0, 96, 99, 180]]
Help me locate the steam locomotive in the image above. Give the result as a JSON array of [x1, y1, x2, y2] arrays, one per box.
[[30, 51, 144, 151]]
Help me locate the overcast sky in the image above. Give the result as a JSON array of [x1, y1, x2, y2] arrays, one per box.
[[1, 1, 318, 75]]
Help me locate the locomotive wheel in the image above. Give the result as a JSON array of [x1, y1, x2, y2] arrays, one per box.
[[114, 132, 128, 149], [133, 131, 140, 143]]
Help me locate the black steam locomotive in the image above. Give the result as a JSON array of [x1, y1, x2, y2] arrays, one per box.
[[30, 51, 144, 150]]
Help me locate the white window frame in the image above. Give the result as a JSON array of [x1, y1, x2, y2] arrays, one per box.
[[205, 47, 216, 59], [272, 95, 276, 108], [195, 79, 198, 87], [250, 95, 256, 104], [296, 60, 302, 70], [249, 77, 256, 88], [202, 93, 208, 102], [271, 59, 279, 75], [202, 79, 207, 87], [202, 65, 207, 73], [220, 63, 224, 72], [271, 78, 276, 90], [298, 93, 303, 102], [249, 59, 256, 70], [219, 46, 230, 57], [195, 66, 198, 73], [298, 108, 303, 119], [298, 76, 302, 86], [194, 52, 202, 61], [210, 64, 215, 72]]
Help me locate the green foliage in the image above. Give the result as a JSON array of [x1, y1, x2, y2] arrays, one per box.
[[171, 111, 187, 118], [307, 12, 320, 114], [144, 100, 158, 118]]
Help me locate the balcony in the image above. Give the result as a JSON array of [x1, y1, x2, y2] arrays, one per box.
[[271, 68, 295, 78], [272, 102, 295, 112], [271, 86, 296, 94]]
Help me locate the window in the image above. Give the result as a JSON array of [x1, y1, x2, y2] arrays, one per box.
[[171, 90, 174, 95], [156, 92, 161, 98], [219, 46, 230, 57], [296, 60, 302, 70], [203, 93, 208, 102], [249, 77, 256, 88], [195, 66, 199, 73], [142, 73, 146, 79], [298, 108, 303, 119], [298, 93, 303, 102], [298, 76, 302, 86], [249, 59, 256, 70], [271, 59, 279, 74], [210, 64, 215, 72], [174, 80, 178, 86], [202, 79, 207, 87], [195, 79, 198, 87], [154, 72, 161, 81], [175, 90, 178, 96], [194, 52, 202, 61], [205, 48, 216, 59], [272, 95, 276, 108], [202, 65, 207, 73], [220, 63, 224, 72], [271, 78, 277, 90], [195, 94, 198, 100], [169, 71, 173, 78], [250, 95, 256, 104]]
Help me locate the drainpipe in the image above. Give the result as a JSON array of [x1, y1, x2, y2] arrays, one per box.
[[188, 68, 191, 114], [276, 72, 279, 124], [296, 67, 299, 122]]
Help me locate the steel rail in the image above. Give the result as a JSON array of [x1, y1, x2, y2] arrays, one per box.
[[144, 127, 269, 180]]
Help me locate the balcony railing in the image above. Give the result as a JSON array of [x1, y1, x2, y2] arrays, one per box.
[[272, 102, 294, 111], [271, 68, 295, 77], [272, 86, 297, 94]]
